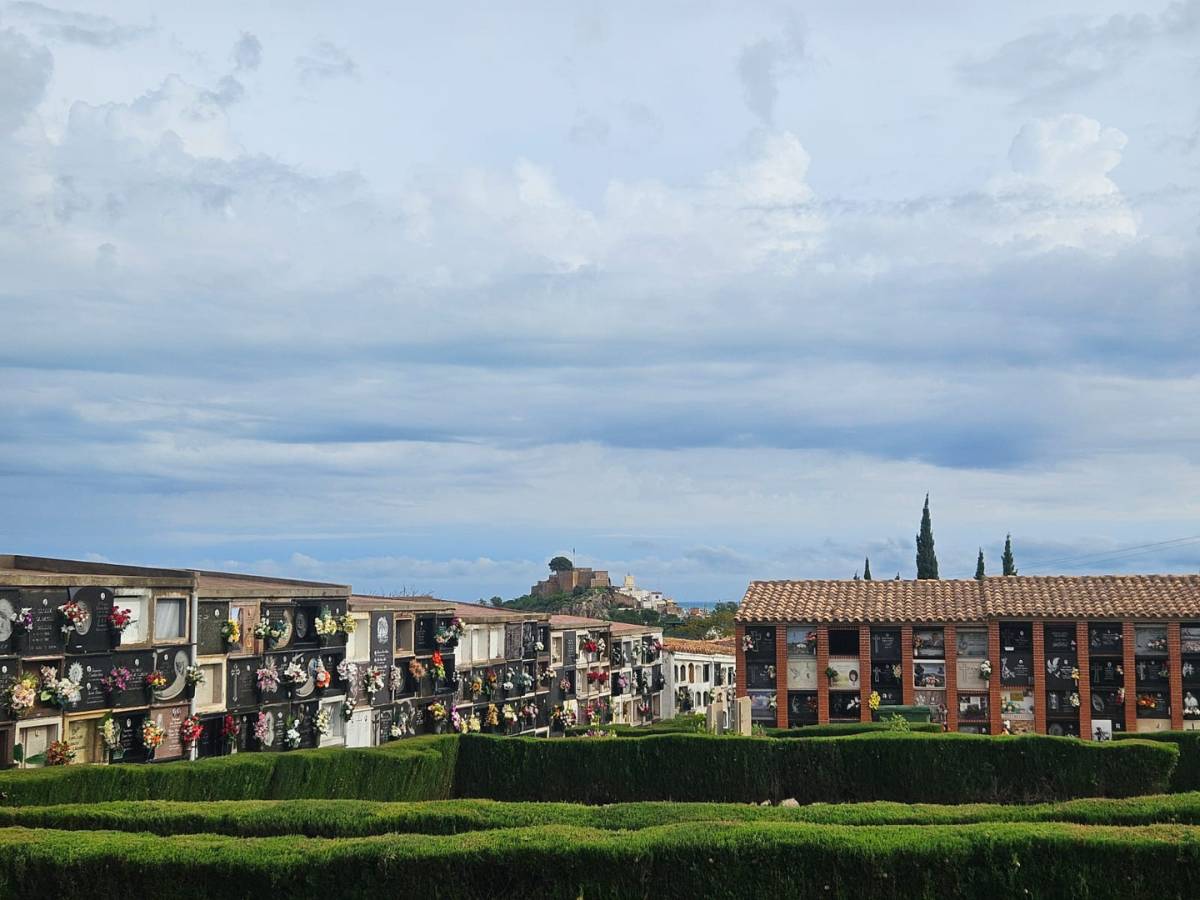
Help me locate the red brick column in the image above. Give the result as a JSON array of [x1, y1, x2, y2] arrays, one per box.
[[1076, 621, 1092, 739], [988, 621, 1002, 735], [944, 625, 958, 732], [900, 624, 914, 706], [1123, 622, 1137, 733], [1032, 620, 1046, 735], [775, 625, 788, 728], [859, 625, 872, 723], [735, 624, 747, 699], [1169, 622, 1183, 731], [1075, 624, 1094, 744], [816, 625, 830, 725]]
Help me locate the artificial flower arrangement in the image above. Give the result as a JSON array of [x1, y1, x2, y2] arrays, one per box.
[[146, 670, 168, 692], [1146, 635, 1169, 653], [502, 703, 517, 723], [284, 716, 302, 749], [220, 618, 241, 645], [558, 677, 572, 693], [1069, 692, 1081, 708], [281, 660, 307, 688], [341, 703, 355, 722], [408, 658, 427, 680], [539, 666, 553, 685], [582, 638, 599, 655], [769, 693, 778, 711], [313, 661, 331, 691], [108, 607, 135, 634], [765, 664, 776, 679], [846, 695, 861, 712], [452, 709, 467, 734], [586, 670, 603, 684], [363, 665, 385, 698], [741, 633, 755, 653], [253, 712, 270, 745], [651, 638, 663, 653], [868, 690, 881, 711], [1071, 667, 1081, 683], [434, 617, 465, 646], [430, 650, 446, 683], [101, 666, 133, 694], [534, 640, 544, 652], [550, 706, 576, 729], [614, 673, 629, 691], [57, 599, 87, 635], [501, 667, 515, 692], [253, 618, 286, 645], [891, 664, 903, 679], [428, 702, 448, 722], [521, 702, 538, 723], [8, 607, 32, 634], [469, 676, 483, 698], [256, 661, 280, 694], [336, 659, 360, 693], [596, 638, 607, 656], [46, 740, 75, 767], [485, 670, 498, 697], [1115, 687, 1126, 706], [314, 708, 332, 737], [142, 720, 166, 751], [825, 666, 839, 685], [1137, 693, 1160, 711], [337, 613, 356, 635], [39, 665, 81, 709], [221, 714, 240, 747], [6, 671, 38, 716], [636, 702, 651, 718], [389, 721, 403, 739], [467, 712, 482, 732], [978, 660, 992, 680], [179, 714, 203, 746], [100, 716, 122, 751], [389, 665, 406, 693], [184, 665, 205, 687], [314, 608, 339, 638], [485, 703, 499, 728]]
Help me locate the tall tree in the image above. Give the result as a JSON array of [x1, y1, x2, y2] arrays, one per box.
[[548, 556, 574, 573], [975, 549, 985, 580], [863, 557, 872, 581], [915, 494, 939, 579], [1002, 534, 1017, 576]]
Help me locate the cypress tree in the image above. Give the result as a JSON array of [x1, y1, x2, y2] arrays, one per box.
[[915, 494, 939, 579], [1002, 534, 1017, 576], [975, 548, 985, 580], [863, 557, 872, 581]]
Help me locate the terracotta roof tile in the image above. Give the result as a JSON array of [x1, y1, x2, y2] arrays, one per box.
[[735, 575, 1200, 624], [663, 637, 736, 656]]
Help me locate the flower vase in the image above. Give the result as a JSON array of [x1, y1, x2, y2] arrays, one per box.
[[145, 747, 156, 761], [433, 721, 445, 735], [183, 683, 196, 700], [110, 630, 123, 649]]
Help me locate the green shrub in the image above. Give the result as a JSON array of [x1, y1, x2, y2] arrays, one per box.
[[564, 715, 706, 738], [0, 736, 457, 806], [0, 822, 1196, 898], [763, 722, 942, 738], [876, 704, 932, 722], [454, 732, 1176, 804], [1114, 731, 1200, 792], [3, 792, 1200, 837]]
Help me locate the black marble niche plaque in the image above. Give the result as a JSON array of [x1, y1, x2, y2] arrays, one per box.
[[871, 630, 901, 660], [999, 651, 1032, 685], [414, 616, 434, 652], [197, 601, 230, 657], [22, 588, 68, 656], [564, 631, 577, 665], [64, 587, 114, 655], [109, 650, 152, 707], [225, 656, 260, 710]]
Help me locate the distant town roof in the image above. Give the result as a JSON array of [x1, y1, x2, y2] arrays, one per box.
[[736, 575, 1200, 624]]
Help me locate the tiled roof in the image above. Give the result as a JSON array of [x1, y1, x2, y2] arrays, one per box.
[[663, 637, 736, 657], [549, 614, 610, 630], [736, 575, 1200, 624], [607, 621, 661, 637]]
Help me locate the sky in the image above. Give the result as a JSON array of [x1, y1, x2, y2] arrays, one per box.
[[1, 1, 1198, 603]]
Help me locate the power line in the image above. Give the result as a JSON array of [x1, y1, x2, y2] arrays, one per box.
[[1020, 535, 1200, 573]]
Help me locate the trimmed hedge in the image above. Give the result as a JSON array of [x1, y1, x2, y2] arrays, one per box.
[[1115, 731, 1200, 792], [0, 822, 1198, 898], [4, 792, 1200, 837], [0, 735, 458, 806], [564, 715, 707, 738], [763, 722, 942, 738], [454, 732, 1177, 804], [0, 732, 1175, 807]]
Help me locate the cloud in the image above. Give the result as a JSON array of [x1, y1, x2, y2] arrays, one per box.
[[959, 1, 1200, 100], [231, 32, 262, 71], [736, 15, 806, 124], [0, 28, 52, 136], [8, 2, 151, 48], [296, 41, 357, 84]]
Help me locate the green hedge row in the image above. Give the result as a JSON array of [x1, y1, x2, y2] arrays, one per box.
[[454, 732, 1177, 804], [763, 722, 942, 738], [1115, 731, 1200, 792], [0, 736, 458, 806], [4, 792, 1200, 837], [0, 732, 1175, 807], [563, 715, 707, 738], [0, 822, 1196, 898]]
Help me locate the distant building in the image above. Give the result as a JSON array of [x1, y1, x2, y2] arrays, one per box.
[[662, 637, 736, 724], [531, 567, 610, 598]]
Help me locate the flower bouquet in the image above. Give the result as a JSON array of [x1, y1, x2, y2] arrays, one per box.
[[338, 613, 356, 635], [5, 671, 39, 717], [46, 740, 75, 767], [868, 690, 881, 712], [253, 711, 270, 746], [142, 720, 166, 757], [145, 669, 168, 697], [179, 714, 203, 747], [558, 677, 572, 694], [39, 666, 81, 709], [183, 664, 205, 699], [314, 708, 332, 737], [101, 666, 133, 695], [314, 608, 340, 643], [363, 665, 385, 698], [408, 658, 427, 681], [220, 617, 241, 647], [8, 607, 32, 636], [100, 716, 123, 759], [283, 716, 302, 749], [281, 660, 306, 695], [253, 618, 286, 647], [220, 714, 240, 751], [108, 607, 135, 646], [389, 665, 406, 694], [978, 660, 992, 680], [428, 702, 448, 733], [430, 650, 446, 684], [256, 662, 280, 696], [313, 661, 331, 691], [341, 702, 355, 722]]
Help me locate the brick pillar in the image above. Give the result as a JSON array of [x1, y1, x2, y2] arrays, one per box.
[[900, 624, 914, 706], [1032, 620, 1046, 735], [735, 624, 747, 699], [816, 625, 830, 724], [1169, 622, 1183, 731], [1075, 624, 1094, 744], [1123, 621, 1137, 733], [944, 625, 957, 732], [988, 621, 1002, 735], [775, 625, 788, 728], [1076, 621, 1092, 740], [859, 625, 872, 723]]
